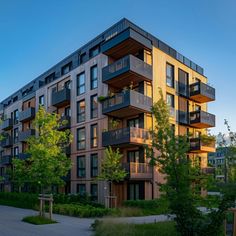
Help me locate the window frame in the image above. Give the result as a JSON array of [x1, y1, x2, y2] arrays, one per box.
[[166, 63, 175, 88], [77, 72, 86, 96], [77, 127, 86, 150], [77, 100, 86, 123], [77, 155, 86, 178], [90, 65, 98, 90], [90, 94, 98, 119], [90, 124, 98, 148], [91, 153, 98, 177]]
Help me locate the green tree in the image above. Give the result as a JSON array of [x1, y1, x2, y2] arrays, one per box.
[[98, 146, 127, 207], [12, 106, 72, 193]]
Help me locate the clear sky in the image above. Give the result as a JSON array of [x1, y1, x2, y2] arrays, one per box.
[[0, 0, 235, 134]]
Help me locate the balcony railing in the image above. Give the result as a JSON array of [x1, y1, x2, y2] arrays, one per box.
[[19, 107, 35, 122], [1, 136, 13, 148], [19, 129, 35, 142], [0, 155, 12, 165], [102, 90, 152, 118], [102, 55, 152, 87], [102, 127, 151, 147], [190, 81, 215, 103], [202, 167, 215, 174], [52, 88, 71, 107], [18, 153, 31, 160], [58, 116, 71, 130], [123, 162, 153, 180], [190, 137, 216, 153], [189, 110, 215, 128], [1, 118, 13, 131]]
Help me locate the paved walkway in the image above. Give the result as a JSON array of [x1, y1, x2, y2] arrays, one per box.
[[0, 205, 94, 236]]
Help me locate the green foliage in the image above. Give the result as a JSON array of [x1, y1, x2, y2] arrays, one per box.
[[93, 221, 179, 236], [22, 215, 57, 225], [98, 146, 127, 183], [11, 106, 72, 192]]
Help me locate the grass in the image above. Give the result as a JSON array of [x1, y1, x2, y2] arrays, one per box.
[[93, 221, 179, 236], [22, 215, 57, 225]]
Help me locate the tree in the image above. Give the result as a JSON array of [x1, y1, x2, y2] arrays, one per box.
[[146, 90, 232, 236], [98, 146, 127, 207], [12, 106, 72, 193]]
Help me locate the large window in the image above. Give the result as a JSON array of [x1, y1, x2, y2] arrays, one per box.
[[91, 184, 98, 201], [90, 95, 98, 119], [77, 127, 86, 150], [77, 184, 86, 195], [91, 124, 98, 148], [61, 62, 72, 75], [90, 65, 98, 90], [39, 95, 45, 106], [127, 150, 139, 163], [77, 156, 86, 178], [166, 63, 174, 88], [13, 109, 19, 125], [77, 100, 85, 123], [77, 72, 85, 95], [91, 154, 98, 177], [166, 93, 174, 108], [13, 128, 19, 144]]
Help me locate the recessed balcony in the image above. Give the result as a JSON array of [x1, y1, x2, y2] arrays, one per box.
[[1, 118, 13, 131], [19, 107, 35, 122], [102, 127, 151, 147], [190, 82, 215, 103], [189, 137, 216, 153], [102, 55, 152, 88], [0, 155, 12, 165], [52, 88, 71, 107], [19, 129, 35, 142], [1, 136, 13, 148], [101, 28, 152, 59], [102, 90, 152, 118], [58, 116, 71, 130], [189, 110, 215, 128], [123, 162, 153, 180]]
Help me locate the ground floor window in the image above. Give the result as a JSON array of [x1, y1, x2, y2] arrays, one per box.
[[91, 183, 98, 201], [128, 182, 145, 200], [77, 184, 86, 195]]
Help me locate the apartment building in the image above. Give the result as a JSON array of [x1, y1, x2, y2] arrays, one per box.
[[0, 18, 216, 205]]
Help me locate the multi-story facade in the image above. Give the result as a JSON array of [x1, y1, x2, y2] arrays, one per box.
[[0, 18, 216, 204]]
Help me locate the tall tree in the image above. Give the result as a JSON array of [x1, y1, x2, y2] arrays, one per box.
[[12, 106, 72, 193]]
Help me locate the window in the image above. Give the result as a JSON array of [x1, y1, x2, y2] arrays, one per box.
[[77, 72, 85, 95], [13, 147, 19, 157], [91, 184, 98, 201], [65, 106, 71, 117], [45, 73, 55, 84], [90, 95, 98, 119], [89, 45, 100, 58], [39, 95, 45, 106], [61, 62, 72, 75], [64, 80, 71, 89], [13, 109, 19, 125], [77, 100, 85, 123], [80, 52, 86, 64], [77, 184, 86, 195], [127, 150, 139, 163], [77, 156, 86, 177], [91, 154, 98, 177], [127, 118, 139, 128], [166, 63, 174, 88], [166, 93, 174, 108], [91, 124, 98, 148], [90, 65, 98, 90], [13, 128, 19, 143], [77, 127, 86, 150]]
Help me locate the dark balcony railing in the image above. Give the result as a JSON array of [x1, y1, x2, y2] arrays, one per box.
[[52, 88, 71, 107], [1, 136, 13, 148], [1, 118, 13, 131], [202, 167, 215, 174], [189, 110, 215, 128], [19, 107, 35, 122], [177, 110, 189, 125], [58, 116, 71, 130], [102, 127, 151, 147], [190, 81, 215, 103], [123, 162, 153, 180], [18, 153, 31, 160], [0, 155, 12, 165], [102, 55, 152, 86], [190, 137, 216, 153], [102, 90, 152, 118], [19, 129, 35, 142]]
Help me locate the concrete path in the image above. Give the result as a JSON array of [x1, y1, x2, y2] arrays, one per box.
[[0, 205, 94, 236]]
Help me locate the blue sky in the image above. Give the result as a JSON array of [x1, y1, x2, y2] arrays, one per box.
[[0, 0, 235, 134]]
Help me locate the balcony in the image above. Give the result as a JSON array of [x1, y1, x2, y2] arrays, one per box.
[[123, 162, 153, 180], [19, 129, 35, 142], [1, 136, 13, 148], [52, 88, 71, 107], [102, 127, 151, 147], [202, 167, 215, 175], [58, 116, 71, 130], [101, 28, 152, 59], [102, 55, 152, 88], [0, 155, 12, 165], [18, 153, 31, 160], [190, 82, 215, 103], [1, 118, 13, 131], [189, 137, 216, 153], [102, 90, 152, 118], [189, 110, 215, 128], [19, 107, 35, 122]]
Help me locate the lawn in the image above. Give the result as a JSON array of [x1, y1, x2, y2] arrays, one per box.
[[22, 215, 57, 225], [93, 221, 179, 236]]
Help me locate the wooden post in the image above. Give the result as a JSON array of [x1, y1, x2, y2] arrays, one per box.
[[39, 198, 43, 217]]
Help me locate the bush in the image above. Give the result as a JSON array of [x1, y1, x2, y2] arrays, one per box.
[[22, 215, 57, 225]]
